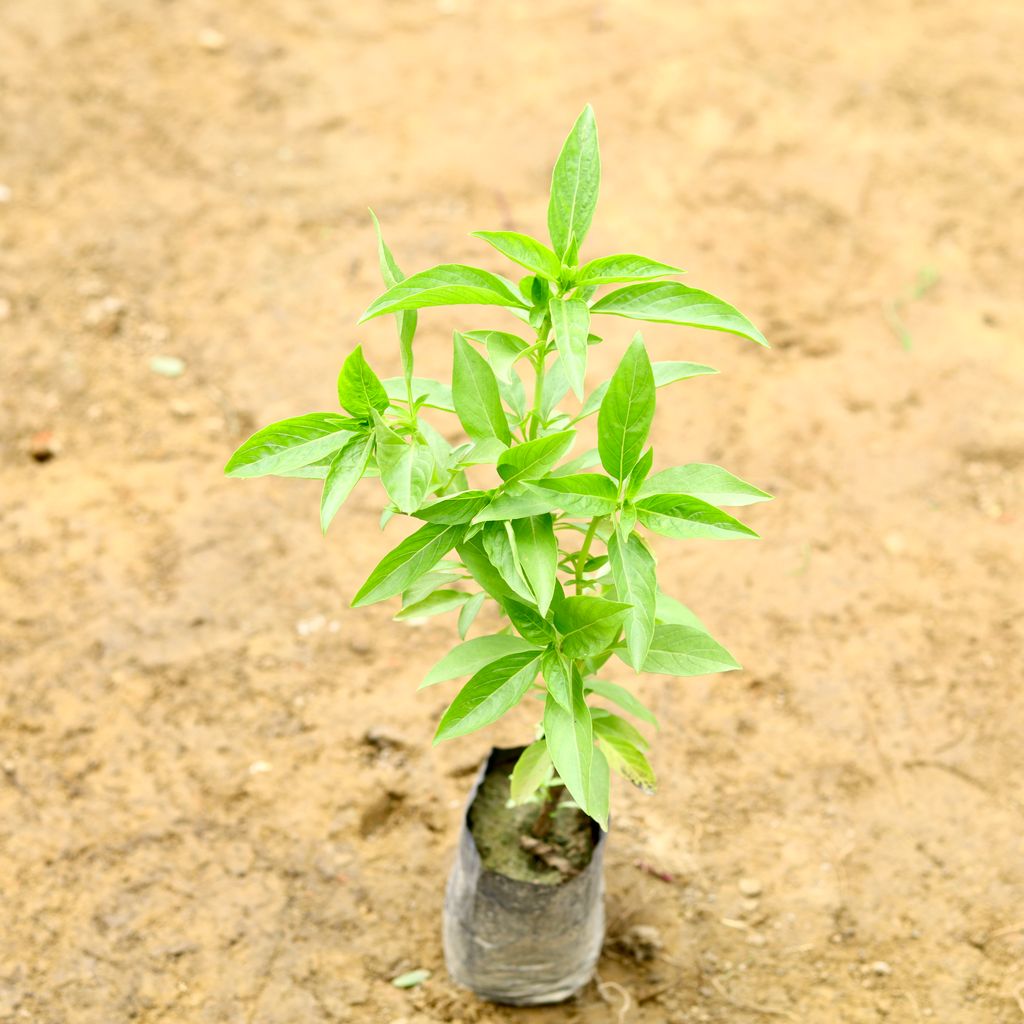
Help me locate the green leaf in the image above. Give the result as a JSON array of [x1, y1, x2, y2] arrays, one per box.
[[352, 522, 466, 607], [574, 253, 683, 287], [591, 708, 649, 751], [359, 264, 527, 322], [650, 360, 719, 386], [509, 740, 553, 805], [457, 591, 485, 639], [497, 430, 575, 485], [627, 623, 740, 676], [419, 419, 456, 479], [597, 334, 655, 481], [495, 366, 526, 419], [595, 729, 655, 793], [473, 231, 562, 281], [374, 415, 434, 515], [540, 358, 571, 419], [511, 515, 557, 616], [463, 330, 529, 380], [544, 682, 608, 829], [547, 105, 600, 259], [224, 413, 357, 478], [549, 297, 591, 400], [481, 522, 534, 603], [504, 598, 556, 646], [382, 377, 454, 413], [462, 333, 524, 417], [274, 457, 334, 480], [457, 437, 509, 466], [414, 490, 492, 525], [320, 434, 374, 532], [585, 678, 658, 727], [591, 282, 768, 347], [434, 651, 542, 742], [472, 485, 562, 522], [625, 447, 654, 500], [550, 448, 602, 476], [541, 648, 573, 711], [586, 744, 610, 831], [608, 528, 657, 667], [639, 463, 773, 506], [534, 473, 619, 516], [452, 332, 512, 445], [457, 534, 520, 604], [635, 494, 758, 540], [369, 210, 417, 387], [553, 595, 631, 659], [402, 569, 459, 607], [421, 633, 538, 687], [577, 361, 717, 421], [391, 969, 431, 989], [619, 502, 637, 533], [394, 589, 471, 621], [655, 590, 707, 631], [337, 345, 390, 418]]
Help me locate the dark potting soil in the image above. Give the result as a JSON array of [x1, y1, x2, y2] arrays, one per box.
[[467, 760, 595, 885]]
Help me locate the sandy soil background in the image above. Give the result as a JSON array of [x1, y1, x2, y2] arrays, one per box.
[[2, 1, 1023, 1021]]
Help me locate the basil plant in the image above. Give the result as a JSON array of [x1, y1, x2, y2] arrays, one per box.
[[226, 107, 771, 829]]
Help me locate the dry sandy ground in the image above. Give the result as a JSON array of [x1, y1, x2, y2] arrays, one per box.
[[2, 1, 1023, 1021]]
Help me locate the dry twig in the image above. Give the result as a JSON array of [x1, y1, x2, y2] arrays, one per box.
[[596, 975, 633, 1024], [709, 976, 798, 1021]]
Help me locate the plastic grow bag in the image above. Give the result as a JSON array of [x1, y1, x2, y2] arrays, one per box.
[[442, 746, 606, 1005]]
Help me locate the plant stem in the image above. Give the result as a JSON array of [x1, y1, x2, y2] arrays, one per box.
[[574, 515, 604, 595], [530, 783, 565, 839], [527, 344, 547, 440]]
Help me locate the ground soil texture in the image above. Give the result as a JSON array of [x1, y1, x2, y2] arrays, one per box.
[[1, 2, 1023, 1022]]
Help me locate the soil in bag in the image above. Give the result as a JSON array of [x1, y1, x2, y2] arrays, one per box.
[[468, 758, 595, 884]]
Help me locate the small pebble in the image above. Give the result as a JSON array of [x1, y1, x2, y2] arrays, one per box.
[[364, 725, 408, 751], [738, 876, 763, 897], [871, 960, 892, 976], [348, 634, 373, 656], [248, 760, 272, 775], [170, 399, 195, 419], [882, 532, 906, 556], [314, 842, 350, 881], [82, 296, 125, 334], [616, 923, 663, 962], [29, 430, 59, 462], [296, 614, 326, 636], [150, 355, 186, 378], [197, 27, 226, 51]]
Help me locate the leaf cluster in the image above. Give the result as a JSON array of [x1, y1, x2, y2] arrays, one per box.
[[225, 107, 771, 828]]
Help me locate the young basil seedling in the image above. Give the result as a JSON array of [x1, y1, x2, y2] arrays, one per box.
[[226, 106, 772, 829]]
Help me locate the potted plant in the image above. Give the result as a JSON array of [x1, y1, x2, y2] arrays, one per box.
[[225, 106, 771, 1006]]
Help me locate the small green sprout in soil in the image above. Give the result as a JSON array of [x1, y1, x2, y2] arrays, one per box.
[[226, 106, 771, 831]]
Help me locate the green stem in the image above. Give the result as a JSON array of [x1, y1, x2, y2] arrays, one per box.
[[574, 515, 604, 595], [527, 325, 549, 440]]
